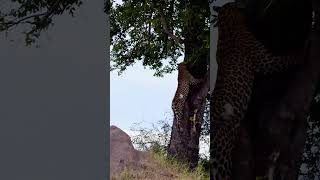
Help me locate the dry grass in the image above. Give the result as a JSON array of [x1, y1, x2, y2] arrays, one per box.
[[111, 151, 209, 180]]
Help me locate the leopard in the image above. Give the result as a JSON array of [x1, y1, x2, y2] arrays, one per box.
[[171, 62, 204, 131], [210, 2, 304, 179]]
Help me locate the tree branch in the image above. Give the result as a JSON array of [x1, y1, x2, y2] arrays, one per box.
[[159, 13, 184, 44]]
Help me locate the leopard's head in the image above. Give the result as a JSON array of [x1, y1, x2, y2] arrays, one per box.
[[213, 2, 245, 28]]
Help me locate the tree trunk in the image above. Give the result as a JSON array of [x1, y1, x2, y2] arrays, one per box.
[[167, 70, 209, 168], [231, 3, 320, 179], [167, 1, 209, 168]]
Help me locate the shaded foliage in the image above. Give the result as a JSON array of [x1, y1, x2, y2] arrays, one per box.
[[0, 0, 83, 45]]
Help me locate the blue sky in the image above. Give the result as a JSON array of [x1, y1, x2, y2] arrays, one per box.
[[110, 0, 181, 132], [110, 61, 180, 132]]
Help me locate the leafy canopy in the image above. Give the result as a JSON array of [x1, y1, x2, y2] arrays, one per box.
[[110, 0, 210, 76]]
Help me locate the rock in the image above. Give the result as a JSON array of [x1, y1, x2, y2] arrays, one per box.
[[110, 126, 150, 176], [109, 126, 204, 179]]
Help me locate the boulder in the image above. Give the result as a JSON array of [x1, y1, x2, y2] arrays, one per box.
[[110, 126, 150, 175]]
